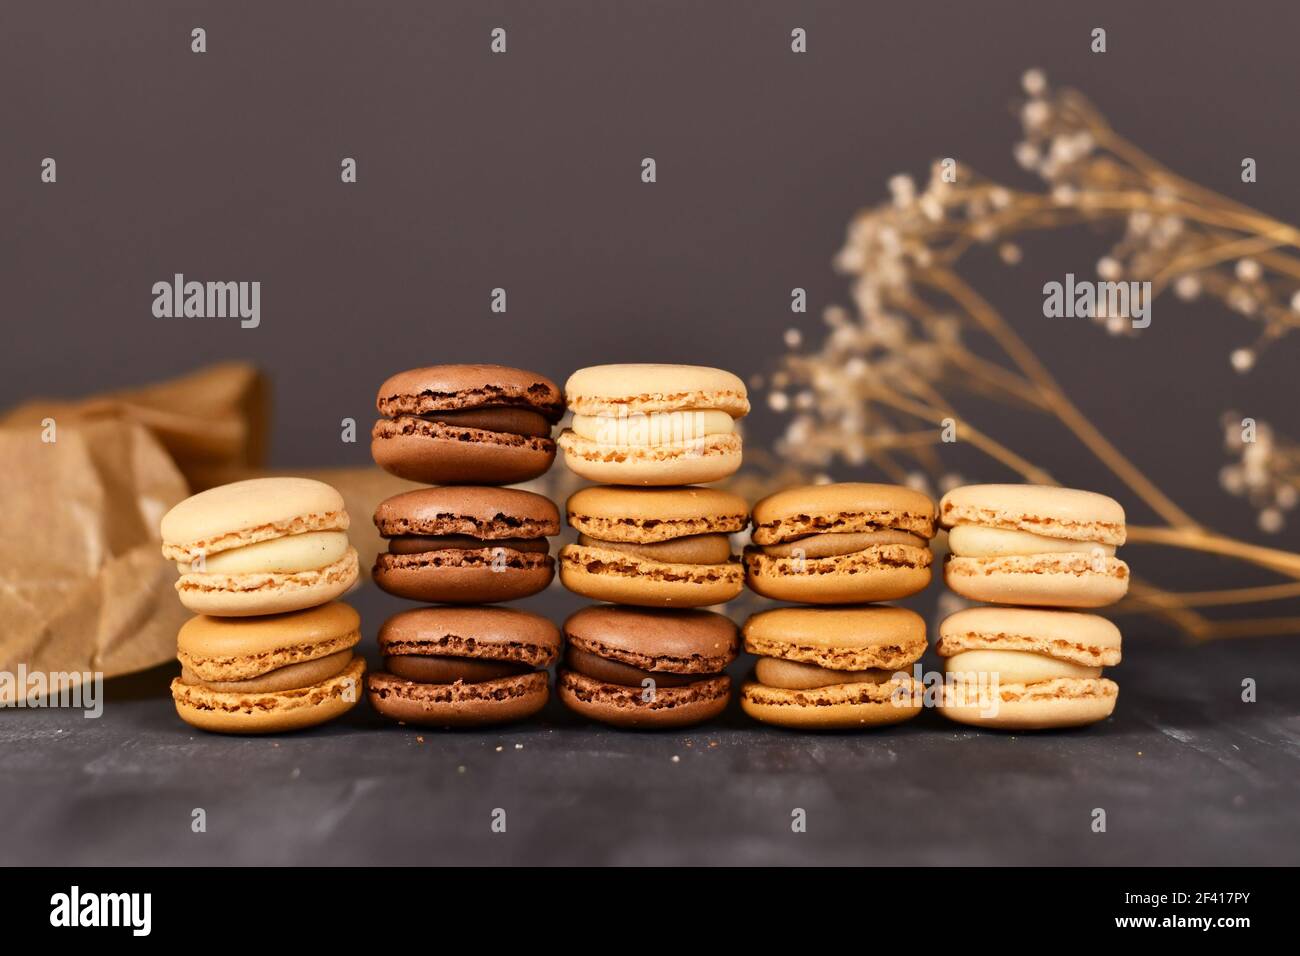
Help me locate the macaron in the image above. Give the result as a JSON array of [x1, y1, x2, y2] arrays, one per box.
[[558, 604, 739, 728], [740, 606, 926, 730], [744, 483, 936, 604], [170, 601, 365, 733], [372, 486, 559, 604], [939, 484, 1129, 607], [372, 364, 564, 485], [935, 606, 1121, 730], [556, 364, 749, 485], [560, 485, 748, 608], [367, 606, 561, 727], [160, 477, 360, 617]]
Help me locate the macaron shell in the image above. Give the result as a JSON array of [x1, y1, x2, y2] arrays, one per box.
[[937, 677, 1119, 730], [557, 669, 730, 728], [371, 416, 556, 485], [372, 551, 554, 604], [563, 604, 739, 673], [750, 482, 936, 545], [377, 605, 561, 665], [367, 670, 549, 727], [557, 430, 742, 485], [740, 676, 923, 730], [161, 477, 349, 563], [938, 484, 1126, 546], [566, 485, 749, 541], [560, 544, 743, 608], [937, 606, 1122, 667], [944, 553, 1130, 607], [175, 547, 359, 617], [373, 486, 560, 539], [742, 605, 927, 670], [743, 546, 932, 604], [171, 656, 365, 734], [563, 364, 749, 418], [178, 601, 362, 681], [375, 364, 564, 419]]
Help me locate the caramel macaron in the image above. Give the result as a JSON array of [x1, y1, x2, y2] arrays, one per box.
[[560, 485, 748, 608], [740, 605, 926, 730], [557, 364, 749, 485], [558, 604, 739, 728], [367, 606, 561, 727], [160, 477, 359, 617], [170, 602, 365, 734], [939, 484, 1129, 607], [372, 486, 559, 604], [936, 606, 1121, 730], [744, 483, 936, 604], [372, 364, 564, 485]]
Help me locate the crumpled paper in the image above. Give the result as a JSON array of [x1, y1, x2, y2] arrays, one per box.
[[0, 363, 416, 702]]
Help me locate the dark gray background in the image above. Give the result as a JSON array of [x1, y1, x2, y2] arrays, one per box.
[[2, 1, 1298, 866]]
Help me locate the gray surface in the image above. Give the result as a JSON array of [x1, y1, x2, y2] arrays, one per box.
[[3, 586, 1297, 866]]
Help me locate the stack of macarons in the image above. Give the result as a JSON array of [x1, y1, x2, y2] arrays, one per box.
[[367, 365, 565, 727], [160, 477, 365, 734], [555, 364, 749, 728], [739, 483, 936, 730], [935, 484, 1128, 730]]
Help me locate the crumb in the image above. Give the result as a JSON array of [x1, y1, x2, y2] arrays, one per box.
[[671, 755, 680, 763], [515, 743, 523, 750], [457, 765, 466, 774], [416, 736, 425, 744], [495, 745, 503, 752]]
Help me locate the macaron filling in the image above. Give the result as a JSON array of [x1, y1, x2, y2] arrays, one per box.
[[947, 525, 1115, 558], [575, 532, 733, 565], [564, 647, 716, 688], [410, 406, 553, 438], [944, 649, 1103, 683], [387, 534, 551, 556], [385, 654, 534, 683], [571, 410, 734, 447], [176, 530, 350, 574], [180, 648, 356, 694], [757, 528, 928, 559], [753, 656, 895, 690]]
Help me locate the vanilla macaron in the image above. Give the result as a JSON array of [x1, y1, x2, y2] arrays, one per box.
[[939, 484, 1129, 607], [561, 485, 748, 607], [161, 477, 359, 616], [556, 364, 749, 485], [740, 605, 926, 730], [936, 606, 1121, 730], [171, 601, 365, 733], [745, 483, 936, 604]]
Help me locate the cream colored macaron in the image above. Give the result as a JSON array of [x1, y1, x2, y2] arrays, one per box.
[[161, 477, 359, 616], [935, 606, 1121, 730], [556, 364, 749, 485], [939, 484, 1129, 607], [740, 605, 927, 730]]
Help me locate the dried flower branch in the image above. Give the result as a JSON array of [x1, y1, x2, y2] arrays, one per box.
[[757, 69, 1300, 641]]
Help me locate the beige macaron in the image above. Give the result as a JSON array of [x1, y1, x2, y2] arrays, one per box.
[[560, 485, 748, 607], [935, 606, 1121, 730], [170, 601, 365, 734], [939, 484, 1129, 608], [160, 477, 359, 616], [556, 364, 749, 485], [740, 605, 927, 730], [744, 483, 935, 604]]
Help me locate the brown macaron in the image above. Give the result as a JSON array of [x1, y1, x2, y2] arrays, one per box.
[[372, 486, 560, 604], [558, 604, 739, 729], [372, 364, 564, 485], [745, 483, 936, 604], [367, 606, 562, 727], [560, 485, 749, 608]]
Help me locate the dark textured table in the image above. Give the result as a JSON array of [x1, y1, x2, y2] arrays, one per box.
[[4, 585, 1297, 867]]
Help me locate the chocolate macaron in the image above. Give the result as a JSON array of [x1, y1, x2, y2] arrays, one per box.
[[560, 485, 749, 608], [740, 606, 926, 730], [558, 605, 739, 728], [373, 486, 559, 603], [161, 477, 359, 617], [745, 483, 936, 604], [936, 606, 1121, 729], [372, 364, 564, 485], [367, 606, 561, 727], [557, 364, 749, 485], [171, 602, 365, 734], [939, 484, 1129, 607]]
